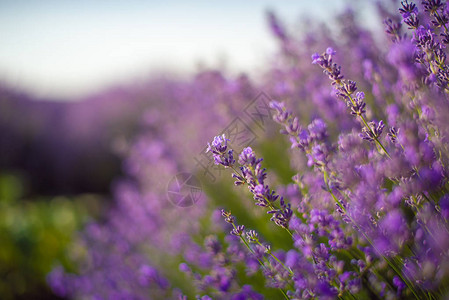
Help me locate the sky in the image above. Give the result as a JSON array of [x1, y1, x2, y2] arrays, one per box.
[[0, 0, 351, 100]]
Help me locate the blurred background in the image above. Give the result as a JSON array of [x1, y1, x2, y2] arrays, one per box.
[[0, 0, 353, 100], [0, 0, 383, 299]]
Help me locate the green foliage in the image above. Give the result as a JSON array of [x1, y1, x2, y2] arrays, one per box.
[[0, 173, 101, 299]]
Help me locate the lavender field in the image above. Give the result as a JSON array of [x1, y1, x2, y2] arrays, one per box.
[[2, 1, 449, 299]]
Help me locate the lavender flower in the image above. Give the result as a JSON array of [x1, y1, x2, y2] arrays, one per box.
[[48, 2, 449, 300], [221, 209, 235, 224], [360, 120, 385, 142], [246, 230, 259, 243], [231, 146, 292, 230], [231, 225, 245, 236], [207, 134, 235, 167]]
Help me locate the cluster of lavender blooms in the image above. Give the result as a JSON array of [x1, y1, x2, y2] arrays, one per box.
[[207, 137, 292, 229], [204, 1, 449, 299], [49, 1, 449, 300], [47, 71, 261, 299]]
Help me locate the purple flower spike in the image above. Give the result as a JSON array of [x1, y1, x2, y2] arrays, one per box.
[[326, 47, 336, 56], [270, 100, 291, 124], [207, 134, 229, 154], [360, 120, 385, 142], [267, 11, 287, 41], [393, 276, 405, 296], [246, 230, 259, 243], [311, 52, 321, 64], [207, 134, 235, 167], [239, 147, 256, 165], [350, 93, 366, 116], [230, 225, 245, 236], [221, 209, 235, 224], [269, 100, 284, 113]]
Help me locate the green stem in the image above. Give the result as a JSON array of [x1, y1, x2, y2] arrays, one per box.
[[232, 223, 290, 300], [258, 240, 294, 276], [322, 172, 421, 299], [246, 165, 294, 236], [230, 165, 244, 182], [323, 170, 345, 212], [347, 94, 391, 159], [279, 288, 290, 300], [435, 10, 449, 34]]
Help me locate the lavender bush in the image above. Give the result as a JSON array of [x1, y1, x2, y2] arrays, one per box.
[[49, 1, 449, 299]]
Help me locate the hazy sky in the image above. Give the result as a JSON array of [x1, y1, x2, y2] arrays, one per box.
[[0, 0, 349, 99]]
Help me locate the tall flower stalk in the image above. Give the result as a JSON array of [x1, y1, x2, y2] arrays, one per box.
[[312, 48, 391, 158], [48, 2, 449, 299]]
